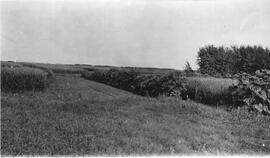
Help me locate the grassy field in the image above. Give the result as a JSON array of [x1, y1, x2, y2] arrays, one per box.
[[1, 73, 270, 155]]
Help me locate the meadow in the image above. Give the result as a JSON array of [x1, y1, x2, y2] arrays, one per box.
[[1, 61, 270, 155]]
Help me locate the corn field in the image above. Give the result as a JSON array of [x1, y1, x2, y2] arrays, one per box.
[[1, 67, 52, 92]]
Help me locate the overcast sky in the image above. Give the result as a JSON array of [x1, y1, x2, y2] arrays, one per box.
[[1, 0, 270, 69]]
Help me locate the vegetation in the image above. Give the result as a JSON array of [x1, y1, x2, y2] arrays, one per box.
[[197, 45, 270, 76], [21, 62, 86, 74], [184, 61, 194, 77], [121, 66, 177, 75], [1, 74, 269, 155], [1, 67, 52, 92], [84, 69, 270, 112], [83, 69, 241, 107], [1, 61, 23, 68], [82, 69, 187, 98], [230, 69, 270, 115], [1, 61, 179, 75], [185, 77, 237, 106], [1, 59, 270, 155]]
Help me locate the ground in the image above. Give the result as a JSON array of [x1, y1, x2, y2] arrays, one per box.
[[1, 74, 270, 155]]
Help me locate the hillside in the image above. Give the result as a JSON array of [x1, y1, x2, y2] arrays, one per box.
[[1, 73, 270, 155]]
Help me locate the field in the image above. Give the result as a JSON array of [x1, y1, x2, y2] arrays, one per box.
[[1, 65, 270, 155], [1, 61, 177, 75]]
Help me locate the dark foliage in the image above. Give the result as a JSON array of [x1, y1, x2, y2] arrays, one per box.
[[82, 69, 187, 98], [229, 69, 270, 115], [197, 45, 270, 76]]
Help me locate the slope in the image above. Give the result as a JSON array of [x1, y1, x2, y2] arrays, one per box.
[[1, 74, 270, 155]]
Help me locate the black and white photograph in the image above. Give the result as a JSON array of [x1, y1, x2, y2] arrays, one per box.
[[1, 0, 270, 156]]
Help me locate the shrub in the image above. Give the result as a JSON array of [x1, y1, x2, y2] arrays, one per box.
[[1, 67, 51, 92], [229, 69, 270, 115]]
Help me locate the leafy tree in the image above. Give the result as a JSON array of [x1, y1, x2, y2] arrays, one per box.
[[197, 45, 270, 75]]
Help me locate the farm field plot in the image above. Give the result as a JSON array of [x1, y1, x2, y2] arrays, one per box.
[[1, 74, 270, 155]]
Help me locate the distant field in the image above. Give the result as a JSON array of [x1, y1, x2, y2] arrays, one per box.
[[1, 61, 23, 68], [121, 67, 177, 75], [1, 73, 270, 155], [1, 61, 179, 75]]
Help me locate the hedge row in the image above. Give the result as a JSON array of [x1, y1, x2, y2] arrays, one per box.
[[82, 69, 187, 98]]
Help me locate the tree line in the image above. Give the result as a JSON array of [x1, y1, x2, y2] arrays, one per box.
[[197, 45, 270, 76]]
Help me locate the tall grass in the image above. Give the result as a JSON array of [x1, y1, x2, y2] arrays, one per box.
[[186, 77, 237, 106], [1, 67, 51, 92]]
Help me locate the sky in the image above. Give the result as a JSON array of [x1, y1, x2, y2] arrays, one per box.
[[1, 0, 270, 70]]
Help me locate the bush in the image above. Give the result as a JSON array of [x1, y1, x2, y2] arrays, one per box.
[[82, 69, 187, 98], [229, 69, 270, 115], [1, 67, 52, 92]]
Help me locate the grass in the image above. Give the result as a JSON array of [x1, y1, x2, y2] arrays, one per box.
[[1, 67, 51, 92], [185, 77, 238, 106], [1, 74, 270, 155]]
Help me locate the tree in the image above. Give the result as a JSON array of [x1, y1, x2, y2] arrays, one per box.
[[197, 45, 270, 76]]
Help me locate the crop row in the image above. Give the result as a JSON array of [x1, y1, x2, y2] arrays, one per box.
[[1, 67, 54, 92]]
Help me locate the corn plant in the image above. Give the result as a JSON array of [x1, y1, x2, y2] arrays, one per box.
[[230, 69, 270, 115]]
